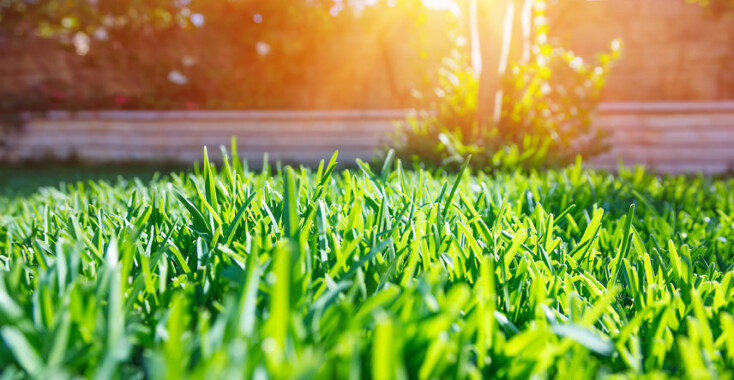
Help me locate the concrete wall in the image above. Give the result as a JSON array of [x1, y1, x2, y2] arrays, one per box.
[[1, 103, 733, 174]]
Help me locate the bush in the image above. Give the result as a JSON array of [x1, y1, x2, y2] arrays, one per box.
[[393, 0, 622, 171]]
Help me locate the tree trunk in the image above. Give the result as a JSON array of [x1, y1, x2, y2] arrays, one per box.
[[473, 0, 532, 127]]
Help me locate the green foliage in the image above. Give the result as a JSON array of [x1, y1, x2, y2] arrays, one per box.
[[394, 0, 622, 171], [0, 0, 184, 31], [1, 145, 734, 378]]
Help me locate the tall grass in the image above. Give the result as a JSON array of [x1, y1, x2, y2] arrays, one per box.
[[0, 146, 733, 378]]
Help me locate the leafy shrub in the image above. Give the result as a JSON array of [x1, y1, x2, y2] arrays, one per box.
[[393, 0, 622, 171]]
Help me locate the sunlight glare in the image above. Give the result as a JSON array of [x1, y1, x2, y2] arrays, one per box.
[[422, 0, 461, 16]]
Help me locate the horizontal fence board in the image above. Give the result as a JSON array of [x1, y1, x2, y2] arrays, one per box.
[[591, 147, 734, 164], [23, 120, 396, 135], [3, 102, 734, 173], [12, 134, 385, 150], [36, 109, 409, 122], [603, 131, 734, 146], [589, 162, 730, 175], [7, 147, 371, 165], [598, 101, 734, 113], [595, 113, 734, 130]]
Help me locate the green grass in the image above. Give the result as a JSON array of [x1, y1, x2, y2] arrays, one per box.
[[1, 146, 733, 379], [0, 162, 188, 197]]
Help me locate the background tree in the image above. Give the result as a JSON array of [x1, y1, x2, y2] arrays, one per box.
[[469, 0, 533, 127], [0, 0, 454, 110]]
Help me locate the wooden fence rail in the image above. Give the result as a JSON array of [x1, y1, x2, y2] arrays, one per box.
[[1, 102, 733, 173]]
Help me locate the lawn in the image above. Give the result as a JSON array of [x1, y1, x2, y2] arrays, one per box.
[[0, 162, 189, 197], [0, 148, 733, 379]]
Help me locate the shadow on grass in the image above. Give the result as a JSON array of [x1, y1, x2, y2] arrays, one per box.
[[0, 161, 190, 197]]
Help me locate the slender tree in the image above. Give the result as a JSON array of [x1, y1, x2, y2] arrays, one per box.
[[467, 0, 532, 127]]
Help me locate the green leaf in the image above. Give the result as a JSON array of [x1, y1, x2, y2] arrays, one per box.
[[551, 324, 615, 356], [1, 327, 43, 376]]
